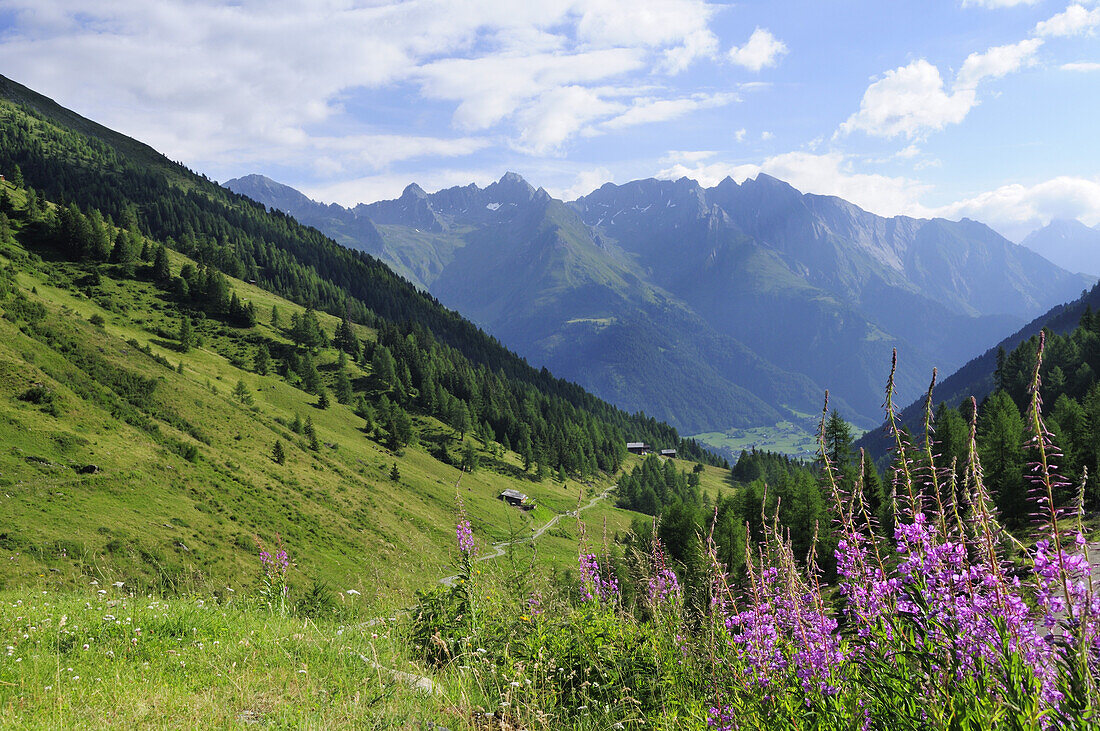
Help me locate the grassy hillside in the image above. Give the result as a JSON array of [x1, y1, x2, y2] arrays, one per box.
[[0, 177, 656, 601]]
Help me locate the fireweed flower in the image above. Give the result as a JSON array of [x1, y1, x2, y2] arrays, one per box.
[[579, 552, 619, 603], [647, 535, 681, 605], [456, 519, 476, 556]]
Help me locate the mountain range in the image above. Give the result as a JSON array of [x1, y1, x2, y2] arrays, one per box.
[[226, 172, 1094, 441], [1020, 218, 1100, 277]]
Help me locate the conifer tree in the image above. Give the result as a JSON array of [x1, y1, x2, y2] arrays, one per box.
[[333, 312, 359, 355], [977, 390, 1027, 525], [152, 243, 171, 282], [178, 314, 193, 353], [272, 440, 286, 465], [317, 389, 330, 409], [335, 368, 353, 404], [10, 164, 23, 188], [389, 462, 400, 481], [233, 379, 253, 405], [270, 305, 280, 329], [462, 440, 479, 472], [254, 344, 271, 375], [291, 412, 303, 434], [304, 414, 320, 451], [87, 209, 111, 261]]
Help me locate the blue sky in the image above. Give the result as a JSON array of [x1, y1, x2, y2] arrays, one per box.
[[1, 0, 1098, 240]]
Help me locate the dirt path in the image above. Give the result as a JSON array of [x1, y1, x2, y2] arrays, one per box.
[[438, 486, 613, 586]]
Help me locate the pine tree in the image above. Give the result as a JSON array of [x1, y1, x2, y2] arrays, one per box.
[[87, 209, 111, 261], [232, 379, 253, 405], [291, 412, 303, 434], [388, 407, 413, 450], [977, 390, 1027, 525], [822, 410, 854, 473], [152, 244, 171, 282], [335, 368, 353, 404], [333, 312, 359, 355], [462, 440, 479, 472], [317, 389, 330, 409], [272, 440, 286, 465], [371, 345, 397, 393], [389, 462, 400, 481], [451, 400, 471, 439], [303, 415, 320, 451], [10, 164, 23, 188], [270, 305, 280, 329], [299, 352, 321, 393], [254, 344, 271, 375], [178, 315, 193, 353]]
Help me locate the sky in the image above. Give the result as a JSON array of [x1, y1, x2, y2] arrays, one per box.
[[1, 1, 1099, 241]]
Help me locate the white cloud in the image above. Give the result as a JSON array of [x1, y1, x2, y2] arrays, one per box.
[[1062, 61, 1100, 70], [955, 38, 1042, 89], [761, 131, 774, 141], [734, 129, 747, 142], [839, 60, 974, 139], [658, 148, 1100, 244], [303, 134, 492, 172], [556, 166, 615, 200], [301, 169, 503, 208], [935, 176, 1100, 240], [660, 150, 718, 165], [0, 0, 730, 173], [1035, 4, 1100, 36], [513, 86, 624, 155], [660, 29, 720, 74], [839, 38, 1040, 140], [601, 92, 737, 130], [727, 28, 788, 71], [417, 50, 645, 132], [656, 151, 933, 219]]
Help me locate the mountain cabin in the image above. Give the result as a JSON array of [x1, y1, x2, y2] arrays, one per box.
[[499, 489, 532, 510]]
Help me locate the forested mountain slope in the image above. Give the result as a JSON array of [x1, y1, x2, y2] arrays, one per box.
[[0, 74, 732, 594], [229, 171, 1092, 441]]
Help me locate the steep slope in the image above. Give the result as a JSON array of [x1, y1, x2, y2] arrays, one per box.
[[1021, 218, 1100, 276], [0, 184, 645, 594], [573, 176, 1086, 425], [425, 188, 829, 432], [855, 281, 1100, 463], [0, 74, 738, 592], [0, 74, 720, 466]]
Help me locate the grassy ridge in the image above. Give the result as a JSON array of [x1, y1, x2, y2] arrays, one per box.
[[0, 178, 661, 601]]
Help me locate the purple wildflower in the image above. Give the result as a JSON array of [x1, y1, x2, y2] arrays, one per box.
[[456, 519, 476, 556], [579, 552, 619, 603]]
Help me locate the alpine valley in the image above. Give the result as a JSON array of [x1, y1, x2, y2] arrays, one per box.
[[227, 172, 1095, 455]]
